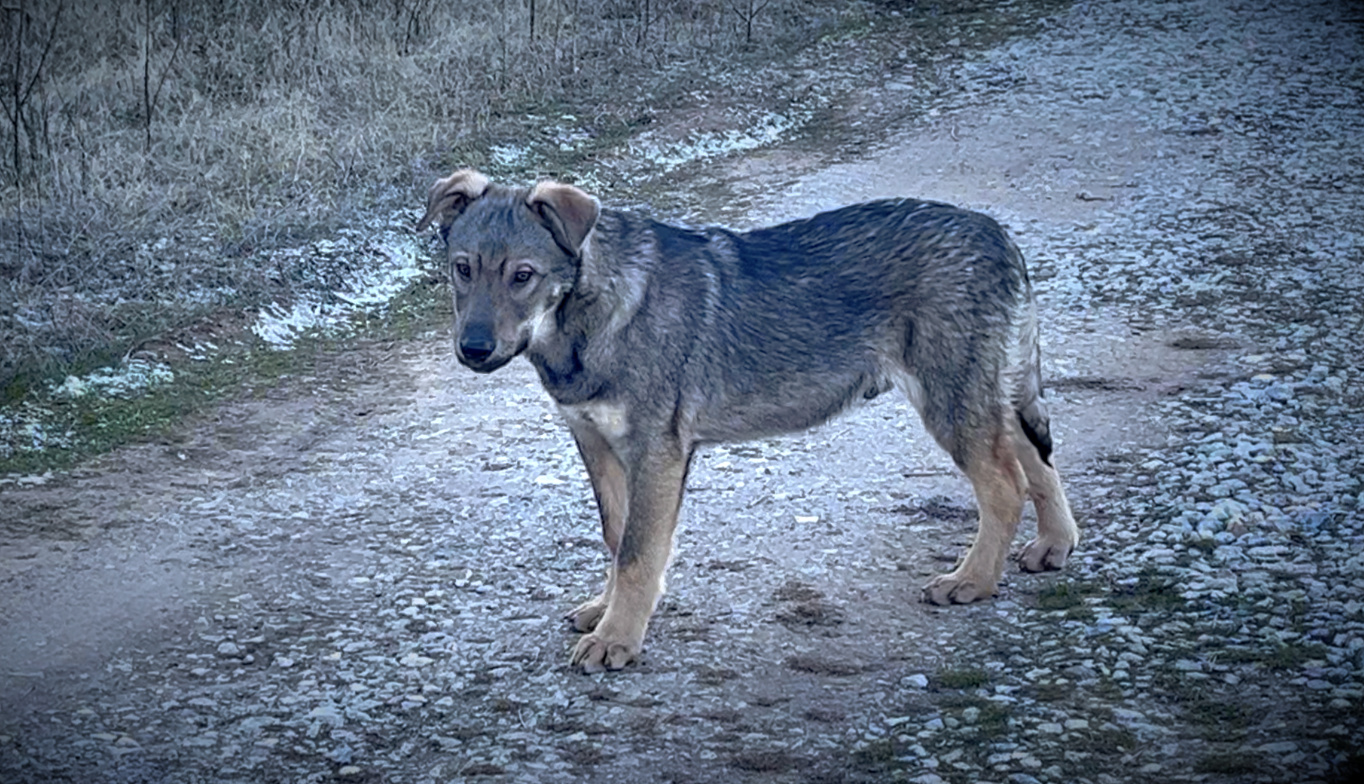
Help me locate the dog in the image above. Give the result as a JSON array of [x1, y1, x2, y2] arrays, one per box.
[[417, 170, 1079, 673]]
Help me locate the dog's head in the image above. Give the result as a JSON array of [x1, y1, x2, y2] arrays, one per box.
[[416, 170, 600, 373]]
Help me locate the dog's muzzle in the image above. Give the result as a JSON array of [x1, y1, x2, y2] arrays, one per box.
[[461, 324, 518, 373], [457, 324, 502, 371]]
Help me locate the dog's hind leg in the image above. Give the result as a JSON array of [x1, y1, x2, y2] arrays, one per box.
[[921, 424, 1028, 605], [1011, 358, 1080, 571], [570, 438, 691, 673], [565, 423, 628, 633], [1014, 429, 1079, 572]]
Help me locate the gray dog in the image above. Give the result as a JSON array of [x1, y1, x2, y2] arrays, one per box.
[[417, 170, 1079, 673]]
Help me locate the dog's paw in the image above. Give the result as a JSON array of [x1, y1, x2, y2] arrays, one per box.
[[565, 595, 609, 633], [570, 633, 639, 674], [1019, 537, 1073, 572], [921, 571, 997, 605]]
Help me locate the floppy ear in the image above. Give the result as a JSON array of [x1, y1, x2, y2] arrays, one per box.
[[527, 180, 600, 257], [415, 169, 491, 232]]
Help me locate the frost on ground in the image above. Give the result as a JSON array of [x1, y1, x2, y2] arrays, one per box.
[[0, 230, 427, 461], [0, 361, 177, 458], [250, 233, 424, 350], [2, 1, 1362, 783]]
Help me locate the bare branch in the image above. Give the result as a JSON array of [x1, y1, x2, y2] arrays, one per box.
[[18, 1, 64, 111]]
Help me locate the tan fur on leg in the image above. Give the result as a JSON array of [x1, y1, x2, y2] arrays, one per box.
[[570, 444, 689, 672], [1015, 429, 1080, 572], [922, 432, 1028, 605], [565, 422, 628, 633]]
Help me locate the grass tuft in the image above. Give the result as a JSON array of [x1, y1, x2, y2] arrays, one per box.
[[933, 666, 990, 690]]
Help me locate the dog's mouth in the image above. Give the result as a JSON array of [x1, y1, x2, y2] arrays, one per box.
[[456, 349, 515, 374]]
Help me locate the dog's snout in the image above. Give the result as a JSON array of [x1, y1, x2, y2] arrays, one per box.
[[461, 343, 494, 362], [459, 325, 497, 363]]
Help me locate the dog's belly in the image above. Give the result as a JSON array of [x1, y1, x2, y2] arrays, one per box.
[[685, 370, 890, 444]]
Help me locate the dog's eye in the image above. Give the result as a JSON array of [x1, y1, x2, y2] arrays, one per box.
[[453, 262, 472, 279], [512, 268, 534, 285]]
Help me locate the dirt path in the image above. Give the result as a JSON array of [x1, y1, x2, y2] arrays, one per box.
[[3, 2, 1362, 783]]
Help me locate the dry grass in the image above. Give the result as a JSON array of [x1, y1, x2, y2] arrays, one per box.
[[1, 0, 861, 390]]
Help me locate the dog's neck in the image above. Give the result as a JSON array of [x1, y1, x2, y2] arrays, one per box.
[[525, 211, 653, 406], [523, 255, 616, 405]]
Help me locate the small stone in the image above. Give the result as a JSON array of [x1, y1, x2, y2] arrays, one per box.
[[399, 652, 434, 667], [216, 641, 241, 657]]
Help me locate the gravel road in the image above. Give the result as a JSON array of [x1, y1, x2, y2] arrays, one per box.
[[2, 1, 1361, 782]]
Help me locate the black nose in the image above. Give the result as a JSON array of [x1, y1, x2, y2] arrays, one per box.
[[459, 326, 496, 363]]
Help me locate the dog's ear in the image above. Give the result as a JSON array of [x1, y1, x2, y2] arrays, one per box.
[[527, 181, 600, 257], [415, 169, 491, 233]]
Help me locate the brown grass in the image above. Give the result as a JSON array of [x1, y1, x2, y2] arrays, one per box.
[[1, 0, 859, 389]]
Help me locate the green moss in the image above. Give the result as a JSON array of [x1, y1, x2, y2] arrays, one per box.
[[1110, 569, 1186, 613], [933, 666, 990, 690], [1195, 752, 1260, 775], [1036, 581, 1087, 611], [1091, 677, 1125, 701], [852, 738, 899, 769], [1025, 682, 1072, 702], [1262, 642, 1328, 670], [1213, 642, 1328, 670], [1064, 605, 1097, 622], [973, 702, 1012, 734], [1182, 695, 1252, 742], [1189, 536, 1217, 553]]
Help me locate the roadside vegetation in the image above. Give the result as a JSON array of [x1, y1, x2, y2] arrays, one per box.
[[3, 0, 871, 391], [1, 0, 1068, 472]]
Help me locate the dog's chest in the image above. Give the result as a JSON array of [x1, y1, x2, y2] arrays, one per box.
[[558, 400, 631, 443]]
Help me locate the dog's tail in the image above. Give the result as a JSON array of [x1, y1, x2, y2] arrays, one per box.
[[1016, 382, 1054, 466], [1011, 275, 1054, 466]]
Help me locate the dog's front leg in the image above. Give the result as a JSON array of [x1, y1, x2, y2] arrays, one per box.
[[565, 423, 627, 633], [570, 439, 690, 673]]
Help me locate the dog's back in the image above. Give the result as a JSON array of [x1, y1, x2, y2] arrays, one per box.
[[588, 199, 1043, 464]]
